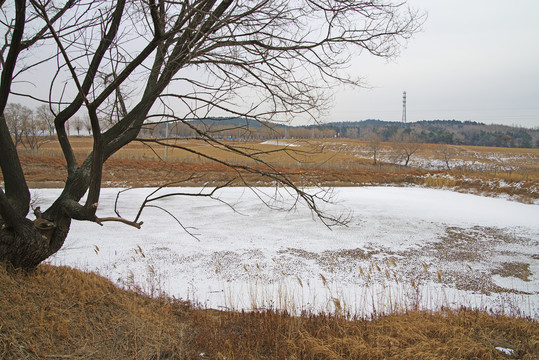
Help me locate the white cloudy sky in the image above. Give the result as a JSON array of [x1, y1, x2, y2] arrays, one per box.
[[9, 1, 539, 128], [328, 0, 539, 128]]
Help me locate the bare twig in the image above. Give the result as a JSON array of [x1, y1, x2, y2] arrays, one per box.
[[95, 216, 143, 229]]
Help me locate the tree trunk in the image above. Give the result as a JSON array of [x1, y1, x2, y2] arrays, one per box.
[[0, 215, 70, 269]]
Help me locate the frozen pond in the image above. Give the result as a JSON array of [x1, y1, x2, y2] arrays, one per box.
[[36, 186, 539, 318]]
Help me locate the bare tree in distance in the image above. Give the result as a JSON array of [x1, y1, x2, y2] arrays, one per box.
[[22, 110, 49, 152], [84, 116, 92, 135], [362, 129, 383, 165], [392, 132, 423, 167], [3, 103, 31, 148], [4, 102, 50, 152], [435, 144, 457, 170], [0, 0, 423, 268], [72, 116, 83, 136], [36, 104, 55, 136]]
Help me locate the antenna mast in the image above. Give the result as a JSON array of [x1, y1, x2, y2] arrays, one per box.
[[402, 91, 407, 124]]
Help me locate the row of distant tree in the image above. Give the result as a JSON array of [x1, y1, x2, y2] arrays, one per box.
[[5, 105, 538, 150], [4, 103, 90, 151], [299, 120, 537, 148], [141, 118, 538, 148]]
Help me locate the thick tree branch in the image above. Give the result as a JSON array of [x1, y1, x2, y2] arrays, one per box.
[[31, 0, 126, 175], [0, 188, 24, 229], [0, 0, 25, 112], [0, 0, 30, 218]]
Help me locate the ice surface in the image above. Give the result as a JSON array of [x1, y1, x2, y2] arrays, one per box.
[[35, 186, 538, 318]]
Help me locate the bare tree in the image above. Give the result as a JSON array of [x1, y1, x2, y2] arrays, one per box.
[[363, 130, 383, 165], [392, 133, 423, 167], [344, 127, 359, 139], [435, 144, 457, 170], [36, 104, 55, 136], [4, 103, 32, 147], [84, 116, 92, 135], [72, 116, 83, 136], [22, 110, 49, 152], [0, 0, 422, 268], [4, 103, 49, 151]]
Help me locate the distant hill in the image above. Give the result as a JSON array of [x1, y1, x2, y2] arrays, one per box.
[[146, 117, 538, 148], [305, 119, 538, 148]]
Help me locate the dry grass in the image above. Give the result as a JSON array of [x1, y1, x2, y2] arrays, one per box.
[[1, 264, 538, 359], [18, 135, 539, 171], [0, 264, 192, 359], [10, 136, 538, 203], [34, 137, 349, 168]]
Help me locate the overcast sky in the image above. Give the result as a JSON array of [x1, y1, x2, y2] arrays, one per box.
[[327, 0, 539, 128], [9, 1, 539, 129]]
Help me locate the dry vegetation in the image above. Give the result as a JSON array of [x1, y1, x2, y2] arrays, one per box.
[[10, 136, 539, 203], [1, 264, 538, 359]]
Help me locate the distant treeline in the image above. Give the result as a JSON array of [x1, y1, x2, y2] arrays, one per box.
[[141, 118, 538, 148], [322, 119, 538, 148]]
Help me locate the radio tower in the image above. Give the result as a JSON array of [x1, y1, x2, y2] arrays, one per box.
[[401, 91, 407, 125]]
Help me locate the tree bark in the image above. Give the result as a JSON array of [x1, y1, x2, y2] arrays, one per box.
[[0, 215, 70, 269], [0, 0, 30, 218]]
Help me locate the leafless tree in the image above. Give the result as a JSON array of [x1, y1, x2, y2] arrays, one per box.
[[84, 116, 92, 135], [0, 0, 422, 268], [4, 103, 31, 147], [363, 130, 383, 165], [344, 127, 359, 139], [5, 103, 49, 151], [392, 133, 423, 166], [35, 104, 55, 136], [72, 116, 83, 136], [4, 102, 51, 152], [435, 144, 457, 170], [22, 110, 49, 152]]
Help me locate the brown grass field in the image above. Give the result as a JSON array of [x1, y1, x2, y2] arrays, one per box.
[[11, 136, 539, 203], [1, 137, 538, 359], [1, 264, 538, 359]]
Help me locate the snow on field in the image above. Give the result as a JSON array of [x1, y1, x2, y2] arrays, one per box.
[[321, 141, 539, 171], [36, 186, 539, 318], [260, 140, 301, 147]]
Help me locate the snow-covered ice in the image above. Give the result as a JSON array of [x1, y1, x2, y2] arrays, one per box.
[[35, 186, 539, 318]]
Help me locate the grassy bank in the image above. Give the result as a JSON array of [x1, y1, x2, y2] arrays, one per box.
[[1, 264, 537, 359]]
